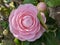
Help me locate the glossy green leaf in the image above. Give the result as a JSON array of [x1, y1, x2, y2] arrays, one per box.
[[44, 0, 60, 7], [23, 0, 38, 5]]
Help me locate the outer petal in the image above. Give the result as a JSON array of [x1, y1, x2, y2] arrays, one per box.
[[9, 24, 19, 38], [9, 24, 26, 41], [27, 25, 45, 42], [9, 10, 15, 24], [19, 33, 35, 40], [9, 10, 18, 36], [9, 10, 26, 41], [14, 4, 38, 17]]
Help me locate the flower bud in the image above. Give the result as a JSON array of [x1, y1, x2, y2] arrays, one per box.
[[37, 2, 47, 12]]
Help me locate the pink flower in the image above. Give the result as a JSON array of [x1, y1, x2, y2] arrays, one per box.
[[37, 2, 47, 12], [9, 4, 46, 42]]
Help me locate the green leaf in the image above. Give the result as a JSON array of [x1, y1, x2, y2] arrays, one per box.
[[37, 12, 48, 30], [44, 32, 59, 45], [14, 38, 30, 45], [46, 17, 56, 25], [30, 39, 42, 45], [14, 38, 21, 45], [21, 41, 30, 45], [23, 0, 38, 5], [56, 27, 60, 40], [44, 0, 60, 7], [7, 0, 10, 2], [0, 21, 8, 29], [44, 10, 49, 18]]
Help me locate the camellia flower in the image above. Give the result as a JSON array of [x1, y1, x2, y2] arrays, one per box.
[[37, 2, 47, 12], [9, 4, 46, 42]]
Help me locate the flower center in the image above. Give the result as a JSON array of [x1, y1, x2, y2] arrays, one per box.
[[22, 16, 33, 28]]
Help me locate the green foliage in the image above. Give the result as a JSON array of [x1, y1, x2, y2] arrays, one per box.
[[0, 21, 8, 29], [14, 38, 30, 45], [14, 38, 21, 45], [22, 41, 30, 45], [30, 32, 59, 45], [30, 38, 42, 45], [0, 0, 60, 45], [56, 27, 60, 40], [44, 0, 60, 7], [46, 17, 56, 25], [37, 12, 48, 30], [23, 0, 38, 5], [1, 40, 15, 45], [43, 32, 59, 45]]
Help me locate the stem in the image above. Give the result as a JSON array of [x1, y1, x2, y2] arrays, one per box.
[[21, 41, 23, 45]]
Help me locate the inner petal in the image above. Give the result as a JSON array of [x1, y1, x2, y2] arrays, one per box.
[[22, 16, 33, 28]]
